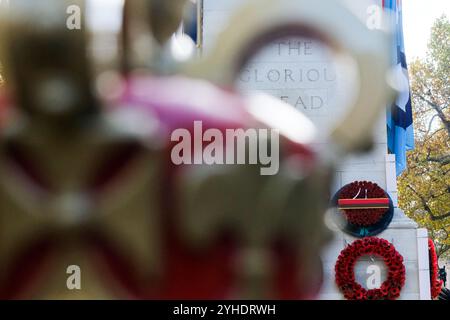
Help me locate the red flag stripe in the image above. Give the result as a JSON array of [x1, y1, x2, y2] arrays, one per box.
[[338, 198, 389, 206]]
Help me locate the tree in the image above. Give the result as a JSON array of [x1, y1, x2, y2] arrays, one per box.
[[398, 15, 450, 259]]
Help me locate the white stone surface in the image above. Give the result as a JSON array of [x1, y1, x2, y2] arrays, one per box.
[[417, 228, 432, 300]]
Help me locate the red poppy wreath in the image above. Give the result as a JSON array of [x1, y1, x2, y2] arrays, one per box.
[[428, 239, 443, 299], [335, 237, 406, 300], [338, 181, 389, 227]]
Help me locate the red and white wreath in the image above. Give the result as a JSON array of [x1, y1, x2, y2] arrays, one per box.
[[335, 237, 406, 300]]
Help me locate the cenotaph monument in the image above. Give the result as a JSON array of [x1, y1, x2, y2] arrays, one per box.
[[198, 0, 431, 299]]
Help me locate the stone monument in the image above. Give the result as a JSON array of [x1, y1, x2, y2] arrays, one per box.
[[199, 0, 431, 300]]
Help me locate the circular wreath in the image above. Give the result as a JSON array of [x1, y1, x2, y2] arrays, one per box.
[[428, 239, 443, 299], [335, 237, 406, 300], [338, 181, 388, 227]]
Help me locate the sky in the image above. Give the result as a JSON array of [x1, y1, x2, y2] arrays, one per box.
[[402, 0, 450, 62]]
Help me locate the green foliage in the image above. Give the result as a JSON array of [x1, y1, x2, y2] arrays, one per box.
[[398, 16, 450, 258]]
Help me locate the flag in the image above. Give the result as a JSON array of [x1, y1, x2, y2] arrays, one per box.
[[183, 1, 198, 44], [383, 0, 415, 176]]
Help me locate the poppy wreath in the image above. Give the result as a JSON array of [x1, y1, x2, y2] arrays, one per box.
[[338, 181, 388, 227], [428, 239, 443, 299], [335, 237, 406, 300]]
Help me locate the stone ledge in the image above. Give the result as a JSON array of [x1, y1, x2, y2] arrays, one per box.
[[387, 208, 418, 229]]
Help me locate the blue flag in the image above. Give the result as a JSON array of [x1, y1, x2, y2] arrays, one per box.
[[384, 0, 415, 176], [383, 0, 414, 175]]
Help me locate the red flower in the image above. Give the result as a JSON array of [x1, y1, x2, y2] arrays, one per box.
[[380, 286, 388, 295], [335, 237, 406, 300]]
